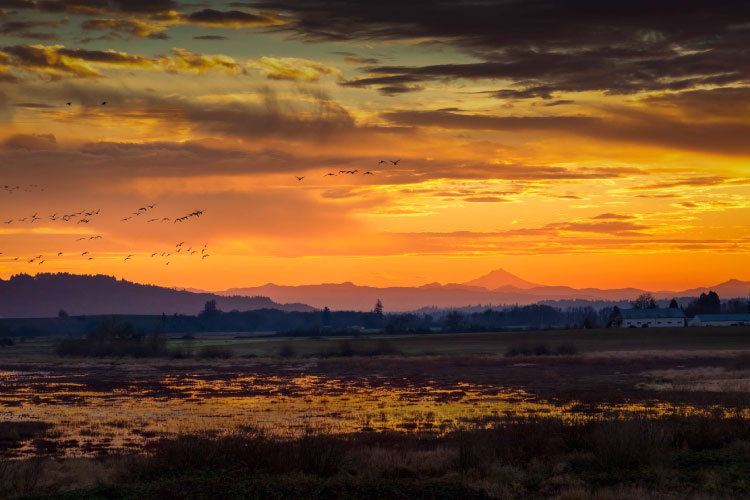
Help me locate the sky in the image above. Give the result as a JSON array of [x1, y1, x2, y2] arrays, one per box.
[[1, 0, 749, 291]]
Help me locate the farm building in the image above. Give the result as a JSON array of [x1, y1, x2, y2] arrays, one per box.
[[689, 314, 750, 327], [615, 308, 686, 328]]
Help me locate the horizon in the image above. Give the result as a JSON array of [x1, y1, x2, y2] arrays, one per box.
[[2, 1, 750, 291], [3, 268, 749, 295]]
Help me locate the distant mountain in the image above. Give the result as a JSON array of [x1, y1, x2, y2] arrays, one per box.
[[0, 273, 313, 318], [219, 271, 750, 312], [462, 268, 539, 289]]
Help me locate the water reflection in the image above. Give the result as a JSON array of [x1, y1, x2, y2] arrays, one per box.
[[0, 370, 728, 458]]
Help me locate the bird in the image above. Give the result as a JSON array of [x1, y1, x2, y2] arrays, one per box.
[[81, 251, 89, 256], [76, 237, 87, 241], [101, 101, 106, 105], [364, 171, 374, 175], [176, 242, 184, 247], [296, 176, 304, 181], [190, 251, 197, 255], [202, 254, 210, 259], [151, 253, 157, 257], [3, 220, 11, 224], [66, 102, 71, 106], [324, 173, 337, 176], [87, 257, 94, 260], [390, 159, 400, 165], [121, 217, 131, 221], [147, 218, 158, 222], [146, 204, 156, 209], [161, 217, 170, 222], [124, 254, 133, 261], [38, 260, 45, 265], [338, 170, 347, 174], [165, 262, 170, 265], [57, 252, 63, 256], [378, 160, 387, 164]]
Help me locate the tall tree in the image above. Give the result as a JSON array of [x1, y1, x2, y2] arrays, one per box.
[[374, 299, 384, 318], [631, 293, 657, 309]]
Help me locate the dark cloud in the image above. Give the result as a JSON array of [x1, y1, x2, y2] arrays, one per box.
[[38, 0, 176, 14], [193, 35, 227, 40], [184, 9, 280, 27], [3, 132, 56, 149], [0, 0, 35, 8], [252, 0, 750, 98], [383, 109, 598, 131], [591, 213, 635, 220], [382, 108, 750, 155]]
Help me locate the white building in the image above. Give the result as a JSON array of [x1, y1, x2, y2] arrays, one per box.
[[690, 314, 750, 327], [617, 308, 686, 328]]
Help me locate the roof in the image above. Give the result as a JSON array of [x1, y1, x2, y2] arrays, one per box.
[[694, 314, 750, 322], [621, 308, 686, 319]]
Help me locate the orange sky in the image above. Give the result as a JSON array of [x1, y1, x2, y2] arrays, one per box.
[[1, 1, 749, 291]]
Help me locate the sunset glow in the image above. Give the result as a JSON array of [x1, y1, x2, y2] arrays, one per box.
[[2, 0, 749, 290]]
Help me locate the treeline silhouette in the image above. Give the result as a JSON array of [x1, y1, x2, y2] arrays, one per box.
[[0, 301, 617, 338], [0, 273, 312, 318]]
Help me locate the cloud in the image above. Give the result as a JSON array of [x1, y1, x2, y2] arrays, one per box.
[[80, 18, 167, 39], [193, 35, 227, 40], [382, 108, 750, 155], [255, 0, 750, 99], [0, 44, 242, 78], [0, 20, 63, 39], [3, 132, 56, 149], [184, 9, 281, 28], [248, 56, 341, 81], [38, 0, 177, 14], [591, 213, 635, 220]]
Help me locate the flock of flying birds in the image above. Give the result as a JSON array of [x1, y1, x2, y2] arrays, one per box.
[[3, 103, 402, 270], [0, 200, 210, 267], [294, 159, 399, 181]]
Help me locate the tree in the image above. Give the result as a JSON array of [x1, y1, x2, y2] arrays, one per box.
[[669, 298, 679, 309], [199, 300, 221, 317], [443, 311, 464, 332], [685, 290, 721, 316], [631, 293, 657, 309], [58, 309, 68, 318], [374, 299, 384, 318], [322, 306, 331, 326]]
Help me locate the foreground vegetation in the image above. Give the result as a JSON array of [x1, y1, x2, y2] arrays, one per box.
[[4, 412, 750, 499]]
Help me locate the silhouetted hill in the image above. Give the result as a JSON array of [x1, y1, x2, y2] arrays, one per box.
[[219, 271, 750, 311], [0, 273, 313, 318], [462, 268, 539, 289]]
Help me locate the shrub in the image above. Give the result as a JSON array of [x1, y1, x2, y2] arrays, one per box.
[[279, 343, 297, 358], [196, 345, 234, 359]]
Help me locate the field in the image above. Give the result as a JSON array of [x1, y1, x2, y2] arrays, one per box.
[[3, 326, 750, 499]]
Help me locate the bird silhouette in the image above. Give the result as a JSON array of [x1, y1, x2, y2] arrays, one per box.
[[81, 251, 89, 256], [202, 254, 210, 259], [124, 255, 133, 261], [101, 101, 107, 105], [3, 220, 11, 224], [378, 160, 387, 164], [390, 159, 400, 165], [151, 253, 157, 257], [176, 242, 184, 247], [57, 252, 63, 256], [324, 173, 337, 176], [364, 171, 374, 175], [296, 176, 304, 181], [66, 102, 71, 106], [38, 260, 45, 265]]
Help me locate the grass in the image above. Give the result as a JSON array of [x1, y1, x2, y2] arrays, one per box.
[[2, 326, 750, 362], [8, 413, 750, 499]]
